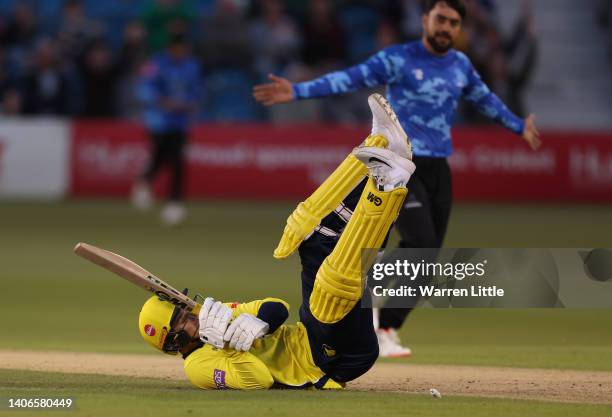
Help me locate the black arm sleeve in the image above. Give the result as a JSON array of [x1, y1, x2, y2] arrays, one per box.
[[257, 302, 289, 334]]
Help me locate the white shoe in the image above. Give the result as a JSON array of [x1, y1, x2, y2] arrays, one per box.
[[161, 202, 186, 226], [368, 93, 412, 160], [353, 147, 415, 191], [376, 328, 412, 358], [132, 182, 153, 210]]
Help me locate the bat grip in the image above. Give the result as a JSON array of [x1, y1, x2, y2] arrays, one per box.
[[190, 304, 202, 316]]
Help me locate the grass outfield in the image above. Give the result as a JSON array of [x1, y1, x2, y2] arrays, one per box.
[[1, 200, 612, 370], [1, 200, 611, 416], [2, 369, 611, 417]]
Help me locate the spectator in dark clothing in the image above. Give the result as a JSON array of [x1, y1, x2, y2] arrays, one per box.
[[1, 3, 38, 48], [503, 0, 537, 117], [381, 0, 424, 42], [1, 88, 22, 115], [301, 0, 345, 69], [0, 47, 22, 115], [249, 0, 301, 78], [199, 0, 253, 71], [117, 21, 149, 74], [376, 18, 401, 49], [0, 3, 38, 78], [596, 0, 612, 28], [0, 48, 13, 95], [57, 0, 103, 61], [21, 38, 70, 115], [78, 39, 120, 117], [116, 21, 150, 119]]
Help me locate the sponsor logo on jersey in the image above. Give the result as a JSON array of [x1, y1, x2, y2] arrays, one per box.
[[367, 192, 382, 206], [413, 69, 424, 81], [322, 344, 337, 357], [214, 369, 227, 389], [144, 324, 156, 336]]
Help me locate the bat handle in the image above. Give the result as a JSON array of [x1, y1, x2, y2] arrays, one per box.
[[190, 304, 202, 316]]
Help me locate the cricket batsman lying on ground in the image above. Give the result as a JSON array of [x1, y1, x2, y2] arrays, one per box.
[[138, 94, 415, 389]]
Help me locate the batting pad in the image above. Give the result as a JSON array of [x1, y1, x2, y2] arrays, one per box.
[[309, 177, 407, 323], [273, 135, 389, 259]]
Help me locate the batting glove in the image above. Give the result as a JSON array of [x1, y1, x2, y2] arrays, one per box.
[[198, 297, 232, 349], [223, 313, 269, 352]]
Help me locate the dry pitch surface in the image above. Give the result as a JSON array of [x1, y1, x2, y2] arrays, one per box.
[[2, 350, 610, 404]]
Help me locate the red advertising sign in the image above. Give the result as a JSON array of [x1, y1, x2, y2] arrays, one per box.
[[70, 122, 612, 203], [70, 122, 368, 199], [449, 128, 612, 202]]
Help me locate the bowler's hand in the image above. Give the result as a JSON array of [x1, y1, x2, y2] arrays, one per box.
[[198, 297, 232, 349], [223, 314, 269, 352], [522, 114, 541, 150], [253, 74, 295, 105]]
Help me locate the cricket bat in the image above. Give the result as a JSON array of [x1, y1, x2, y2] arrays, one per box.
[[74, 242, 201, 314]]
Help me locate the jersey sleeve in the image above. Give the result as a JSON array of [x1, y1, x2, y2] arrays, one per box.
[[462, 62, 525, 135], [227, 298, 289, 317], [226, 298, 290, 334], [184, 344, 274, 390], [293, 46, 405, 100]]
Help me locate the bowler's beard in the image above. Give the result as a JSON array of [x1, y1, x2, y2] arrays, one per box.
[[426, 32, 453, 54]]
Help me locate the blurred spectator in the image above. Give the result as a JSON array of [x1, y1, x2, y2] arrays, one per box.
[[503, 0, 537, 117], [21, 38, 70, 115], [77, 39, 120, 117], [0, 3, 39, 77], [597, 0, 612, 28], [460, 0, 501, 85], [1, 3, 38, 48], [381, 0, 424, 42], [456, 0, 506, 123], [0, 48, 13, 93], [376, 19, 401, 49], [116, 21, 149, 119], [300, 0, 345, 71], [199, 0, 252, 70], [117, 21, 149, 74], [141, 0, 194, 52], [1, 88, 22, 115], [57, 0, 103, 61], [400, 0, 426, 40], [455, 0, 536, 121], [0, 47, 21, 115], [337, 1, 381, 63], [249, 0, 301, 78], [596, 0, 612, 59]]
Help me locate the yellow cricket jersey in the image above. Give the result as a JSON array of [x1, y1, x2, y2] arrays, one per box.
[[183, 298, 343, 390]]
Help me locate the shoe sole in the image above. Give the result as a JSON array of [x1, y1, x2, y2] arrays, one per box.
[[370, 93, 401, 126], [369, 93, 412, 160]]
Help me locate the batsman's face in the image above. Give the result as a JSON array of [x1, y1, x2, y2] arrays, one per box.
[[176, 309, 199, 338], [422, 2, 462, 54], [167, 308, 199, 352]]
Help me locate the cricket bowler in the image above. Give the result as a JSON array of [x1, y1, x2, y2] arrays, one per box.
[[137, 94, 415, 389]]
